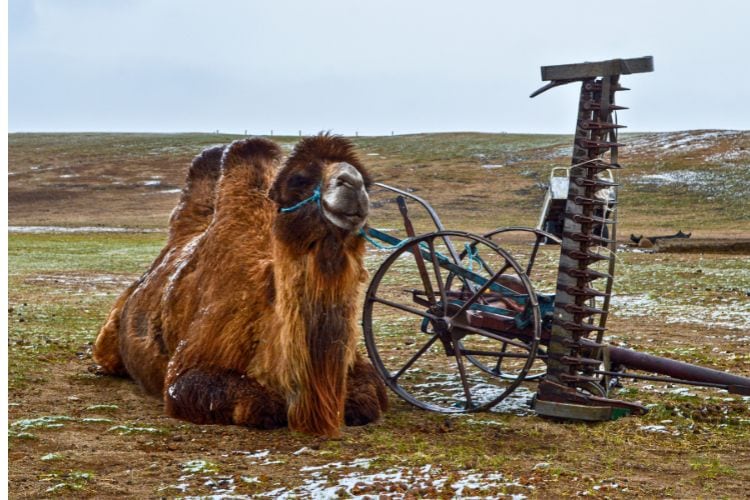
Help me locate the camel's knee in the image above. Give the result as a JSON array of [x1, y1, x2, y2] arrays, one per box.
[[92, 317, 126, 376], [165, 369, 286, 428]]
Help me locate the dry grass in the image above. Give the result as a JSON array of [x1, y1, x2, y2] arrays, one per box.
[[8, 131, 750, 498]]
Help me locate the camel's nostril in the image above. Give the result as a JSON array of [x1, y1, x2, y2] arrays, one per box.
[[335, 173, 360, 190], [332, 163, 364, 191]]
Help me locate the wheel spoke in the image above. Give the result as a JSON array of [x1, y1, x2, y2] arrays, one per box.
[[390, 334, 440, 382], [454, 323, 532, 351], [450, 265, 508, 321], [459, 348, 536, 359], [494, 342, 509, 374], [370, 296, 438, 321], [452, 336, 474, 409]]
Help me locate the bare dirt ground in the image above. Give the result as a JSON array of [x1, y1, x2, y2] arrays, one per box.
[[8, 132, 750, 498]]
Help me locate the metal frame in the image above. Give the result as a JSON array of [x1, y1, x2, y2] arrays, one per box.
[[360, 56, 750, 420]]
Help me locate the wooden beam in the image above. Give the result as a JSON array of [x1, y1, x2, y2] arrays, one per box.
[[541, 56, 654, 81]]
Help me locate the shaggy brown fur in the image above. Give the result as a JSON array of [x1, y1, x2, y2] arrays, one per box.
[[95, 135, 387, 437], [93, 146, 223, 383]]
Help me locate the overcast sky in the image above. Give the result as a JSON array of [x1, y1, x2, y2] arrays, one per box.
[[8, 0, 750, 135]]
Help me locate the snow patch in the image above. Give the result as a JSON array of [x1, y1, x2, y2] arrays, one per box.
[[638, 424, 668, 433], [625, 130, 744, 156], [610, 294, 750, 331], [628, 166, 750, 198], [257, 464, 532, 499]]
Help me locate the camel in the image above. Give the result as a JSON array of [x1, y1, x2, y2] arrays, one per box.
[[95, 134, 387, 437], [93, 145, 223, 379]]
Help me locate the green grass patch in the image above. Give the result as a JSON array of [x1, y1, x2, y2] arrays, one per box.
[[8, 232, 166, 275], [8, 233, 164, 390], [690, 456, 737, 479], [41, 470, 95, 494]]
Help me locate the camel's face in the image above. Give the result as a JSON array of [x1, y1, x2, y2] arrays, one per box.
[[321, 162, 369, 232], [270, 134, 372, 243]]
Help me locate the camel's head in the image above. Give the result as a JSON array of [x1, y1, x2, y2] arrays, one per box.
[[270, 134, 372, 237]]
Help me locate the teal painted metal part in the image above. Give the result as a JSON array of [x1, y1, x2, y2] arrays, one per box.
[[362, 227, 555, 320], [358, 227, 413, 251]]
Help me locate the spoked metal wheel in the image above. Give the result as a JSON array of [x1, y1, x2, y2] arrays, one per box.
[[455, 227, 560, 381], [363, 230, 541, 413]]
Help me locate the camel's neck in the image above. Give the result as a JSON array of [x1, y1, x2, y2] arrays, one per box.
[[262, 234, 367, 436], [271, 235, 366, 371]]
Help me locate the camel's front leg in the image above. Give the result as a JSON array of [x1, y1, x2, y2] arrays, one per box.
[[164, 368, 287, 429], [344, 353, 389, 426]]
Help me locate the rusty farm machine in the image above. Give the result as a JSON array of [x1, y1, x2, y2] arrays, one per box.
[[359, 56, 750, 421]]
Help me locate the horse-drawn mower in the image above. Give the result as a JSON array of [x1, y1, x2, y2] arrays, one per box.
[[360, 56, 750, 421]]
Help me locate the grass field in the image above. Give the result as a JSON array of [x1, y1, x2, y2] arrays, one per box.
[[8, 131, 750, 498]]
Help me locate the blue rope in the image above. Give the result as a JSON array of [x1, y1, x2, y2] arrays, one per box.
[[358, 228, 411, 250], [279, 184, 322, 213], [464, 243, 479, 272]]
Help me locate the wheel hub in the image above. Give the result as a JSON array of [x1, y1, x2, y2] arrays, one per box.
[[432, 316, 451, 335]]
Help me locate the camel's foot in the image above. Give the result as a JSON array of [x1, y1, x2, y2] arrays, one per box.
[[88, 363, 125, 377], [345, 359, 389, 427]]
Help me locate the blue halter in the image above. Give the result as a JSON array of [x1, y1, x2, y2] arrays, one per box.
[[279, 184, 322, 213]]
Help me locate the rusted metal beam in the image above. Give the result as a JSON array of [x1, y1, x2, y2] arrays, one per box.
[[534, 57, 655, 421], [607, 345, 750, 394], [541, 56, 654, 81]]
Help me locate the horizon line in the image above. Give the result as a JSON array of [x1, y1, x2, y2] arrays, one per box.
[[7, 128, 748, 137]]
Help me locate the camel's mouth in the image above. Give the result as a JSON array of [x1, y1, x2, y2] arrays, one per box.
[[322, 204, 368, 232], [321, 162, 369, 232]]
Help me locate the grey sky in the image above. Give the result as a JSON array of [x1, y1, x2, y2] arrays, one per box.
[[9, 0, 750, 135]]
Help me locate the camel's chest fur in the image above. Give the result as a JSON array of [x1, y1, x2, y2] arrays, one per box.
[[250, 241, 366, 393]]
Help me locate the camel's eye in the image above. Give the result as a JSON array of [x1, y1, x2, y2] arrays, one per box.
[[289, 174, 314, 190]]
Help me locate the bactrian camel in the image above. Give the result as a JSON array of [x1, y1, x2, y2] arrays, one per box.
[[93, 135, 387, 437]]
